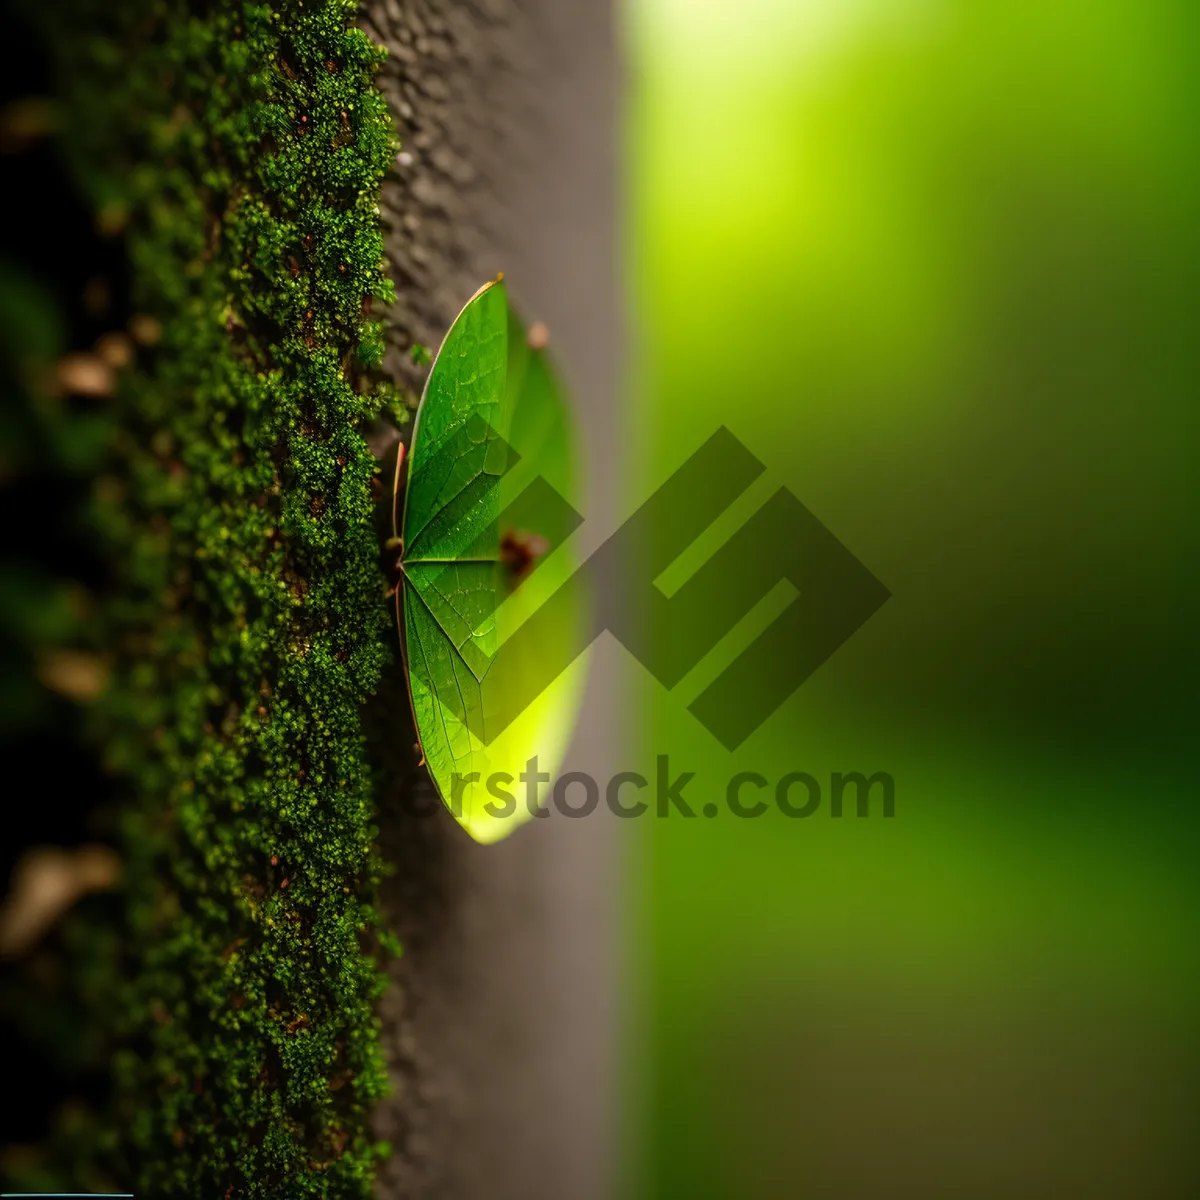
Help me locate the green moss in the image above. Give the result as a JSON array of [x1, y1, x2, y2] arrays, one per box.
[[25, 0, 402, 1195]]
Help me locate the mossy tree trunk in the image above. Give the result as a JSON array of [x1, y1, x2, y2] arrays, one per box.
[[18, 0, 619, 1197], [40, 3, 401, 1195]]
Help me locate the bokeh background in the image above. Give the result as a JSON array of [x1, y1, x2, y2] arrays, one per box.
[[621, 0, 1200, 1196]]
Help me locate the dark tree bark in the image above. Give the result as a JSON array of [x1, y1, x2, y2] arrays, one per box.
[[358, 3, 623, 1196]]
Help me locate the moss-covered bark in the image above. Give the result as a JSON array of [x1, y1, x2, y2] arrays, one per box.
[[22, 1, 402, 1194], [7, 0, 620, 1194]]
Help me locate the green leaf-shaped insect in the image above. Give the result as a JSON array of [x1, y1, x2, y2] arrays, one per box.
[[389, 278, 589, 843]]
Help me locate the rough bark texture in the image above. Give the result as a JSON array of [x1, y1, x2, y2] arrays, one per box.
[[359, 3, 622, 1197]]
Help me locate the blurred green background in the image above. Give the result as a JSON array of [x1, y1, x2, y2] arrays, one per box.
[[621, 1, 1200, 1196]]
